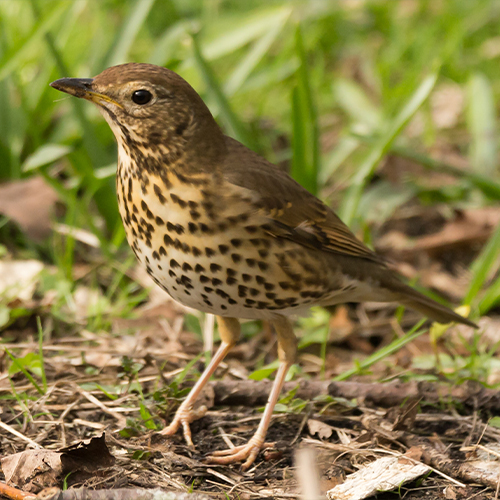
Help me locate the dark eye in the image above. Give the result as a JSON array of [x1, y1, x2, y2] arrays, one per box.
[[132, 89, 152, 105]]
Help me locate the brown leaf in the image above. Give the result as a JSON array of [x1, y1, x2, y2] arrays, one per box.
[[0, 260, 44, 301], [0, 176, 59, 241], [1, 434, 114, 493], [307, 419, 334, 439]]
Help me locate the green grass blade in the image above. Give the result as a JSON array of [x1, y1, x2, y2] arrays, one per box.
[[391, 145, 500, 200], [36, 316, 47, 393], [291, 23, 319, 195], [467, 73, 497, 176], [464, 222, 500, 307], [0, 3, 66, 82], [201, 6, 292, 61], [339, 72, 438, 227], [106, 0, 157, 67], [334, 319, 426, 381], [224, 13, 289, 96], [333, 78, 382, 132], [478, 277, 500, 315], [191, 32, 258, 151], [5, 348, 44, 395]]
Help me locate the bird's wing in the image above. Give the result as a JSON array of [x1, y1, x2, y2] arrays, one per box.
[[221, 137, 381, 263]]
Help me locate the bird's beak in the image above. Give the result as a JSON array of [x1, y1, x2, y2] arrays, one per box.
[[50, 78, 122, 108]]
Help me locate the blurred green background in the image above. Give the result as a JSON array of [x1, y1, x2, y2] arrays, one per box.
[[1, 0, 499, 325]]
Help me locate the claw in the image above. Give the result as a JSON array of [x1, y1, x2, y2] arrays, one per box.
[[159, 404, 207, 447], [207, 437, 275, 470]]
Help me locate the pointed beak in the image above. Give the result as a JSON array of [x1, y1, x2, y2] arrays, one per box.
[[50, 77, 122, 108]]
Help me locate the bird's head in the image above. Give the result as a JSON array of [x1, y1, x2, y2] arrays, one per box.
[[51, 63, 224, 169]]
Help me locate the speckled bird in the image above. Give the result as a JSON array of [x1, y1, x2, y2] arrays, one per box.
[[51, 63, 475, 469]]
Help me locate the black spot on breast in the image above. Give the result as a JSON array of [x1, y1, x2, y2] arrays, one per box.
[[190, 210, 201, 220], [238, 285, 247, 297], [159, 246, 167, 256], [188, 201, 198, 209], [230, 238, 242, 248], [205, 247, 215, 257], [255, 276, 265, 285], [242, 274, 252, 282], [170, 259, 180, 269], [258, 261, 269, 271], [167, 222, 184, 235], [182, 262, 193, 272], [192, 246, 202, 257], [204, 287, 214, 293], [226, 277, 237, 285], [169, 270, 176, 278], [246, 258, 256, 267], [245, 225, 258, 234], [199, 223, 212, 234], [210, 263, 222, 273], [188, 222, 198, 234], [155, 216, 164, 225], [231, 254, 241, 263], [266, 292, 277, 300], [249, 288, 260, 297], [228, 298, 237, 305], [218, 244, 229, 254], [264, 283, 275, 291], [154, 184, 167, 204], [279, 282, 291, 290], [216, 289, 229, 299], [179, 275, 192, 288], [195, 264, 205, 273], [200, 275, 210, 283], [258, 249, 269, 258], [226, 268, 237, 277], [152, 251, 160, 260], [212, 278, 222, 286]]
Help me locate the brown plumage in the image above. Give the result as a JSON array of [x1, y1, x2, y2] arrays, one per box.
[[51, 63, 475, 470]]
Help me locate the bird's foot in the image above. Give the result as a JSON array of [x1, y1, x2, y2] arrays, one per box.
[[159, 404, 207, 447], [207, 435, 274, 470]]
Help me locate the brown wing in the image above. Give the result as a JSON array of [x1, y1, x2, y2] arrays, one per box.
[[221, 137, 382, 263]]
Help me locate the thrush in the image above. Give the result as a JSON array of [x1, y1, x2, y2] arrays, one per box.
[[51, 63, 475, 469]]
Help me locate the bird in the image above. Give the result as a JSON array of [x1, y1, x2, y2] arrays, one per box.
[[50, 63, 475, 470]]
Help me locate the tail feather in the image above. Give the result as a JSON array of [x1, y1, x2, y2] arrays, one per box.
[[391, 282, 477, 328]]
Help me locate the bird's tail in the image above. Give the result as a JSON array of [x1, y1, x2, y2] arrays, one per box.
[[391, 281, 477, 328]]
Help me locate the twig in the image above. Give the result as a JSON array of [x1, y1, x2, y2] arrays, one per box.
[[0, 421, 42, 449], [0, 481, 36, 500]]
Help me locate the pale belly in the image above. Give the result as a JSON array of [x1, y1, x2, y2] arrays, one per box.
[[116, 169, 364, 319]]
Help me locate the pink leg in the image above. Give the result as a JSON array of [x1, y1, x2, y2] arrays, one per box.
[[160, 317, 240, 447], [207, 316, 297, 470]]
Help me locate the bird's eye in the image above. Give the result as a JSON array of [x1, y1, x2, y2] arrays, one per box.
[[132, 89, 152, 105]]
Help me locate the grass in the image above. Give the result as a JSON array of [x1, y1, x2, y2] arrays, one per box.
[[1, 0, 500, 399]]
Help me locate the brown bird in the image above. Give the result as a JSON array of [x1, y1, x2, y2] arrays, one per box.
[[51, 63, 475, 469]]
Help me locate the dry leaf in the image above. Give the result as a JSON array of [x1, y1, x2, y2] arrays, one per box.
[[327, 455, 430, 500], [1, 434, 114, 493], [431, 83, 464, 129], [308, 419, 334, 440], [0, 260, 44, 301], [0, 176, 59, 241]]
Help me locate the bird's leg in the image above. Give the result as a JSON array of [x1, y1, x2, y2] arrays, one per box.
[[160, 316, 240, 446], [207, 316, 297, 470]]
